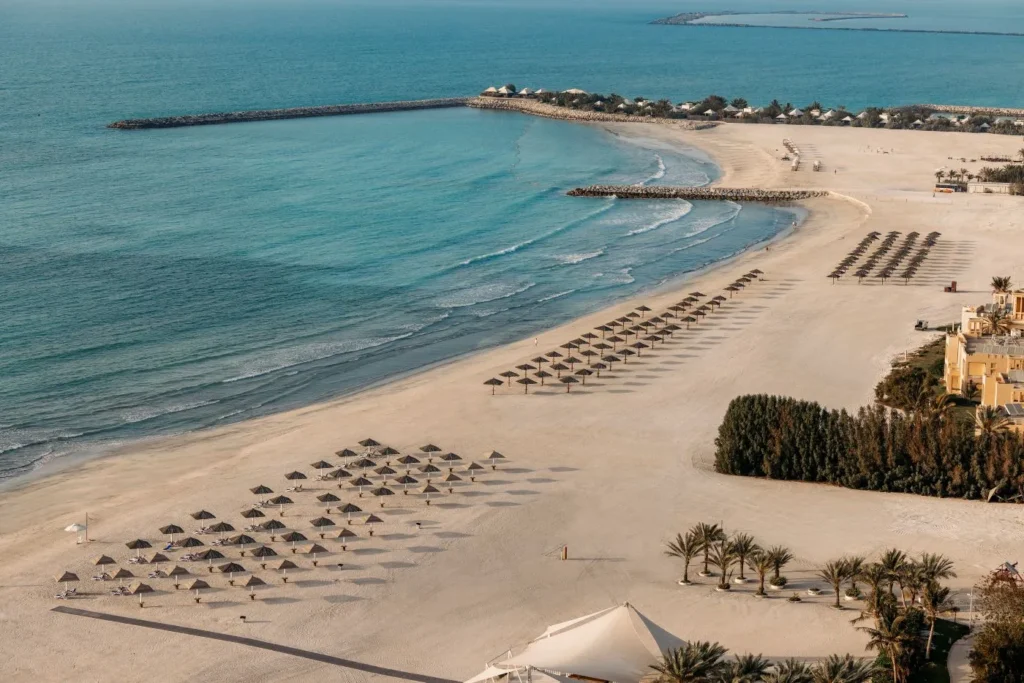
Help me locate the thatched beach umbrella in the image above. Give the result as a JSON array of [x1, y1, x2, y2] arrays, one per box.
[[185, 578, 209, 591], [229, 534, 257, 553], [350, 458, 376, 470], [590, 361, 607, 378], [374, 465, 397, 478], [364, 514, 383, 536], [56, 571, 79, 592], [499, 370, 519, 386], [111, 567, 135, 587], [317, 492, 341, 504], [532, 369, 552, 386], [607, 335, 624, 350], [581, 332, 598, 343], [635, 305, 651, 318], [595, 324, 613, 337], [94, 555, 116, 566], [284, 471, 307, 481], [397, 455, 421, 471], [443, 472, 463, 494], [724, 285, 740, 297], [159, 524, 184, 544], [559, 376, 579, 393], [629, 341, 648, 356], [530, 357, 549, 367], [350, 477, 373, 496], [419, 464, 442, 482], [682, 315, 697, 329], [147, 552, 170, 566], [217, 562, 246, 583], [281, 531, 307, 552], [337, 528, 357, 548], [310, 460, 333, 471], [371, 487, 395, 507], [191, 510, 216, 521], [484, 378, 504, 394], [515, 363, 536, 375], [209, 522, 235, 537], [549, 362, 568, 378], [336, 448, 358, 459], [574, 368, 594, 385], [560, 342, 579, 353], [310, 516, 336, 531], [420, 484, 441, 504], [618, 348, 636, 363], [517, 377, 538, 394], [359, 438, 380, 448], [465, 462, 486, 482], [305, 544, 328, 566], [275, 559, 298, 572], [564, 356, 582, 370], [128, 582, 153, 595], [125, 539, 151, 558], [167, 565, 190, 578], [441, 452, 462, 472], [395, 474, 418, 493], [196, 549, 224, 568], [250, 485, 273, 496], [326, 468, 352, 481], [379, 446, 399, 457]]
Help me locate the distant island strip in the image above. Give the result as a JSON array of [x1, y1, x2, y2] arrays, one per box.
[[651, 10, 1024, 37]]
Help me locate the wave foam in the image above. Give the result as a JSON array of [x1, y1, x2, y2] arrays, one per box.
[[626, 202, 693, 236], [222, 336, 410, 383], [537, 289, 577, 303], [119, 399, 220, 425], [552, 250, 604, 265], [435, 281, 535, 309]]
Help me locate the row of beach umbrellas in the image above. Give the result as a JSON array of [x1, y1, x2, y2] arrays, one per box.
[[485, 270, 765, 394]]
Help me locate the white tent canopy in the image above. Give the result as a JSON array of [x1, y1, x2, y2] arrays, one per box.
[[471, 603, 684, 683]]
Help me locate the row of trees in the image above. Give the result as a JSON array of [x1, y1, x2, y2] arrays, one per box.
[[714, 394, 1024, 501], [970, 566, 1024, 681], [666, 523, 792, 593], [651, 646, 876, 683], [661, 525, 964, 682]]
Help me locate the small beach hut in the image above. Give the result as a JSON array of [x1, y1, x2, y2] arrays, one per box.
[[775, 113, 787, 121], [482, 86, 498, 95], [518, 87, 533, 97], [788, 109, 804, 117], [497, 86, 514, 96]]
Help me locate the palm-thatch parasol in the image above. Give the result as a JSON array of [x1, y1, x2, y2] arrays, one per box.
[[350, 458, 376, 470], [419, 464, 442, 481], [420, 484, 441, 504], [370, 487, 395, 507], [326, 468, 352, 481], [147, 552, 170, 565], [590, 361, 607, 377], [484, 378, 504, 394], [337, 528, 357, 548], [636, 305, 652, 317], [284, 471, 307, 482], [316, 493, 340, 511], [499, 370, 519, 386], [559, 376, 579, 393], [128, 582, 153, 595], [217, 563, 246, 583], [595, 325, 613, 337], [191, 510, 216, 521], [581, 332, 598, 342], [549, 362, 568, 378], [682, 315, 697, 329], [465, 462, 486, 481], [618, 348, 636, 363], [167, 565, 190, 577], [564, 356, 582, 369], [268, 495, 293, 506], [419, 444, 442, 455], [56, 571, 79, 591], [364, 514, 383, 536], [378, 446, 400, 457], [125, 539, 151, 558], [94, 554, 116, 566], [310, 516, 336, 529], [533, 369, 552, 385], [395, 474, 419, 493], [209, 521, 235, 536], [374, 465, 397, 478], [515, 363, 536, 374], [196, 548, 224, 564], [574, 368, 594, 385], [443, 472, 463, 494], [185, 578, 209, 591], [260, 519, 287, 535], [250, 485, 273, 501], [516, 377, 538, 394], [310, 460, 333, 470], [560, 342, 579, 353], [228, 535, 257, 554], [305, 544, 328, 564], [336, 448, 358, 458], [159, 524, 184, 543], [359, 438, 381, 448]]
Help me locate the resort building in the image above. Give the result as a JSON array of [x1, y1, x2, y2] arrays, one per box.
[[944, 290, 1024, 430]]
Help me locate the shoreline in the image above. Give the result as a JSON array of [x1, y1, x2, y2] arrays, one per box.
[[7, 117, 1024, 682], [1, 120, 805, 494]]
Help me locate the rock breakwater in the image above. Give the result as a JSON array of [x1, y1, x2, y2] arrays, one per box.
[[567, 185, 826, 204], [108, 98, 471, 130], [920, 104, 1024, 117], [467, 97, 718, 129]]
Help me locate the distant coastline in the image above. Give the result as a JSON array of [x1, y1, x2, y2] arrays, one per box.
[[651, 10, 1024, 37]]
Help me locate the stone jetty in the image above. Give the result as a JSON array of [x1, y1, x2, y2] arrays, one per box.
[[920, 104, 1024, 118], [108, 98, 471, 130], [567, 185, 827, 204], [467, 97, 718, 129]]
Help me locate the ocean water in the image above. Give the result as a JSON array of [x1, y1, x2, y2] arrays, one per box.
[[2, 0, 1020, 480]]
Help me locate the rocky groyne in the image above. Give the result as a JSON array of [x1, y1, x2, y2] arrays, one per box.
[[920, 104, 1024, 117], [567, 185, 827, 203], [108, 98, 471, 130], [467, 97, 718, 129]]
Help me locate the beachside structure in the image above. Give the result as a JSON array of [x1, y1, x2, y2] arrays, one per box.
[[944, 289, 1024, 431], [465, 603, 683, 683]]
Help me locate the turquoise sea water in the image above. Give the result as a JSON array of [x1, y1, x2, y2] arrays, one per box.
[[2, 0, 1021, 480]]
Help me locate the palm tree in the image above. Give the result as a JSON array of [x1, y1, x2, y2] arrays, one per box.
[[859, 610, 915, 683], [1018, 148, 1024, 162], [692, 522, 726, 576], [917, 553, 957, 585], [878, 548, 908, 596], [730, 533, 760, 582], [976, 406, 1012, 436], [748, 549, 773, 597], [984, 309, 1012, 335], [964, 379, 980, 403], [719, 653, 770, 682], [810, 654, 878, 683], [651, 641, 728, 682], [709, 540, 738, 588], [991, 275, 1013, 294], [763, 658, 814, 683], [934, 170, 944, 183], [896, 560, 922, 608], [924, 394, 956, 423], [845, 555, 867, 594], [921, 582, 952, 659], [817, 559, 852, 609], [767, 545, 795, 581], [665, 532, 702, 585]]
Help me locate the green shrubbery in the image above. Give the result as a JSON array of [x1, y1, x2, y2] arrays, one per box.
[[714, 394, 1024, 500]]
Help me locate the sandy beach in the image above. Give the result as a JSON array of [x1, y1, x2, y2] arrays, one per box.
[[3, 119, 1024, 682]]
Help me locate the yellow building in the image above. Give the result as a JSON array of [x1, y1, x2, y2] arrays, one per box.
[[944, 289, 1024, 431]]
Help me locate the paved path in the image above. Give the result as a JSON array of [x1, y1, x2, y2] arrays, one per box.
[[52, 606, 457, 683]]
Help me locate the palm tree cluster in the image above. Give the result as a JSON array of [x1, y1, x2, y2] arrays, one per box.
[[651, 643, 876, 683], [714, 394, 1024, 501], [969, 565, 1024, 681], [665, 523, 793, 594]]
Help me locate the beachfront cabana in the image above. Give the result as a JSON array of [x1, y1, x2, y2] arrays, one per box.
[[775, 113, 787, 121], [518, 88, 534, 97], [482, 86, 498, 95], [465, 603, 684, 683], [496, 86, 515, 96], [563, 88, 588, 95], [788, 108, 804, 117]]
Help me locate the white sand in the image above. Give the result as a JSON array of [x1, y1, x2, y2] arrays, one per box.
[[2, 121, 1023, 682]]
